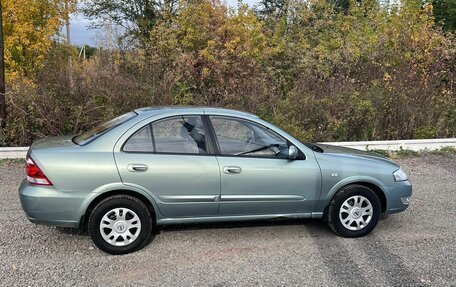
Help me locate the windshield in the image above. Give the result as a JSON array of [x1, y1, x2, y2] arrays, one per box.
[[73, 112, 137, 145]]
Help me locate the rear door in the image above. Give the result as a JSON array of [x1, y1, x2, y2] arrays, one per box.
[[114, 115, 221, 218], [208, 116, 321, 216]]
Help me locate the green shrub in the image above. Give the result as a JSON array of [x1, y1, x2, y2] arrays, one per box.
[[369, 149, 391, 158], [428, 146, 456, 155], [395, 148, 420, 158], [1, 0, 455, 146]]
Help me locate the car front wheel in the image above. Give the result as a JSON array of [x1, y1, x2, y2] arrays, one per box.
[[327, 185, 381, 237], [88, 195, 153, 255]]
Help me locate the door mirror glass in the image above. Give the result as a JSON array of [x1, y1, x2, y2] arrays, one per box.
[[288, 145, 298, 160]]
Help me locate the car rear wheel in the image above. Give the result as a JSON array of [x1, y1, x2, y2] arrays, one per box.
[[327, 185, 381, 237], [88, 195, 153, 255]]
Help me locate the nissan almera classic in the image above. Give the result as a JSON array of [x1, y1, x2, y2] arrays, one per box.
[[19, 107, 412, 254]]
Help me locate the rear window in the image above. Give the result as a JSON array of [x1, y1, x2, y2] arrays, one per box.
[[73, 112, 137, 145]]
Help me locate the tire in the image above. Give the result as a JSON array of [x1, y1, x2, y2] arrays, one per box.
[[327, 184, 381, 238], [88, 195, 153, 255]]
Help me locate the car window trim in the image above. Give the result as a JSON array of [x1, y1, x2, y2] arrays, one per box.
[[149, 123, 157, 152], [202, 114, 221, 155], [204, 115, 306, 160]]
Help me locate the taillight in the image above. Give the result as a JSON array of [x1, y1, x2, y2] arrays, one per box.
[[26, 157, 53, 186]]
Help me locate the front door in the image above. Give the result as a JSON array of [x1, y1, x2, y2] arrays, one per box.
[[208, 116, 321, 216], [114, 115, 220, 218]]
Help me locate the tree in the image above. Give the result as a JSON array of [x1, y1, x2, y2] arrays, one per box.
[[433, 0, 456, 32], [2, 0, 76, 78], [257, 0, 288, 18], [83, 0, 178, 48], [0, 0, 5, 128], [328, 0, 350, 12]]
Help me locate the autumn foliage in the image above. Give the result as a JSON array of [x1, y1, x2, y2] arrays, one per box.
[[1, 0, 455, 146]]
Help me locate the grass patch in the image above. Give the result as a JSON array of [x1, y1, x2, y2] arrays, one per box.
[[368, 146, 456, 158], [0, 158, 24, 165], [369, 149, 390, 158], [426, 146, 456, 156], [395, 148, 420, 158], [366, 148, 421, 158]]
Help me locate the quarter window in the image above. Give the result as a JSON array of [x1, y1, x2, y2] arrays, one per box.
[[123, 125, 154, 152], [210, 117, 288, 158]]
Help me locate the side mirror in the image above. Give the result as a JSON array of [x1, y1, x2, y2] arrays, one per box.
[[288, 145, 298, 160]]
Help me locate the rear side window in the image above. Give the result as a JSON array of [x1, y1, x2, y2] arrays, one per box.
[[123, 125, 154, 152], [122, 116, 208, 154], [152, 116, 207, 154], [74, 112, 137, 145]]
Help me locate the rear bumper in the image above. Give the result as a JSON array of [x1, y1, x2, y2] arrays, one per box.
[[385, 180, 413, 215], [18, 180, 86, 229]]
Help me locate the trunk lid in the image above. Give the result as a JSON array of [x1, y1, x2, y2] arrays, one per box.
[[31, 135, 76, 150]]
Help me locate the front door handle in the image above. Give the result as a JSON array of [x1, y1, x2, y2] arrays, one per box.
[[223, 166, 242, 174], [127, 164, 148, 172]]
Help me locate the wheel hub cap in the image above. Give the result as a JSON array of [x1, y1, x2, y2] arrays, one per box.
[[351, 208, 362, 219], [339, 195, 373, 231], [99, 208, 141, 246], [114, 221, 127, 233]]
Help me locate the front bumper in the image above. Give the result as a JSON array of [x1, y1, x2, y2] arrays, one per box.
[[18, 179, 87, 229], [385, 180, 413, 215]]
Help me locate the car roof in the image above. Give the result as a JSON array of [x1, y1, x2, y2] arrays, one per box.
[[134, 106, 259, 119]]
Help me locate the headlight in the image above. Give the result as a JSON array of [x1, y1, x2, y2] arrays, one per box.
[[393, 168, 408, 182]]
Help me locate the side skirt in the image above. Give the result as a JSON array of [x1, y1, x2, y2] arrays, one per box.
[[156, 212, 324, 225]]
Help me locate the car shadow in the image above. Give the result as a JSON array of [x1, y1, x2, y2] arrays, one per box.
[[55, 217, 394, 239], [53, 218, 335, 254], [55, 226, 87, 235], [155, 218, 332, 235], [54, 218, 333, 237]]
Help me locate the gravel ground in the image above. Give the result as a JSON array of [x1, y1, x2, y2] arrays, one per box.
[[0, 155, 455, 286]]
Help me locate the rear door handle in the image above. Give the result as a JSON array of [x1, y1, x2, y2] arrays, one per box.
[[127, 164, 148, 172], [223, 166, 242, 174]]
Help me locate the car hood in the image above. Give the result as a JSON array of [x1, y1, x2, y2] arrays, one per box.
[[313, 143, 398, 167]]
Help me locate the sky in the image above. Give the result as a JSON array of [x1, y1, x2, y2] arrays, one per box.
[[71, 0, 260, 46]]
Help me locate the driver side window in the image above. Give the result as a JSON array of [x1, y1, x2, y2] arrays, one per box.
[[210, 116, 288, 158]]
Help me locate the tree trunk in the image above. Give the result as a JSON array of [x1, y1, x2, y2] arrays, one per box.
[[65, 0, 73, 90], [0, 0, 6, 129]]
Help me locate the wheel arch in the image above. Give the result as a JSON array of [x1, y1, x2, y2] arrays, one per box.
[[324, 177, 388, 216], [353, 182, 387, 214], [79, 189, 158, 231]]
